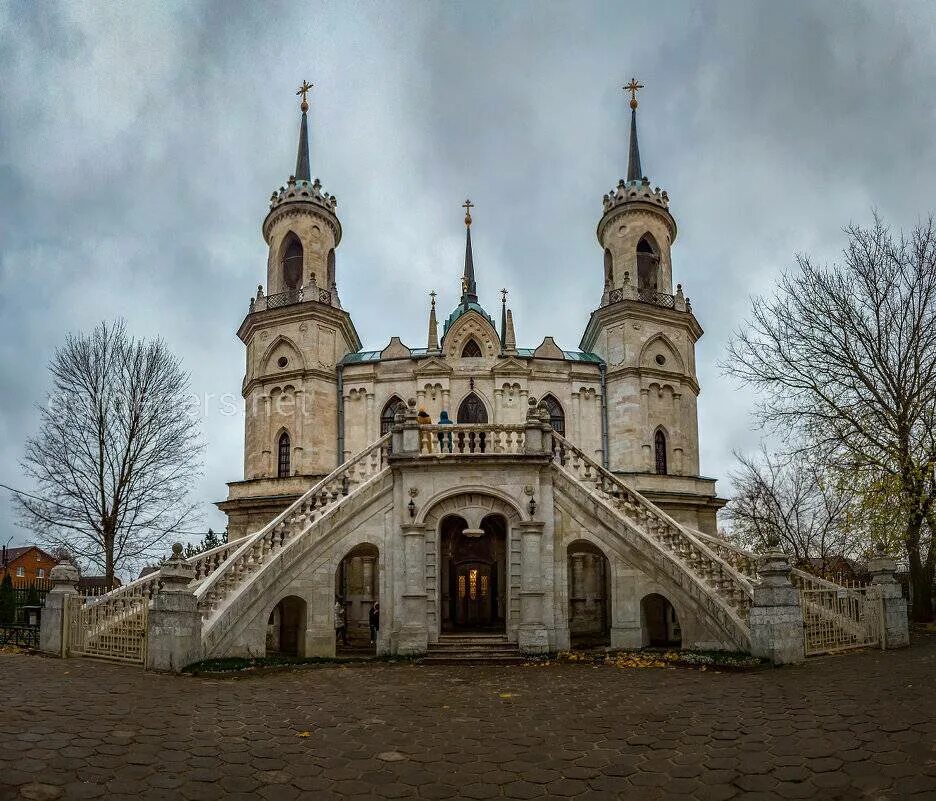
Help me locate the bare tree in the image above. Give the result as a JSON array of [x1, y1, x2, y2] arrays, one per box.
[[723, 445, 862, 575], [724, 215, 936, 620], [14, 320, 203, 584]]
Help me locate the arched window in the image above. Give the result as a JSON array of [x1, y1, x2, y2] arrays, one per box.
[[380, 396, 403, 436], [282, 233, 303, 290], [636, 234, 659, 293], [277, 432, 291, 478], [326, 248, 336, 287], [457, 393, 488, 423], [603, 249, 613, 287], [654, 428, 667, 475], [461, 338, 483, 358], [541, 394, 565, 435]]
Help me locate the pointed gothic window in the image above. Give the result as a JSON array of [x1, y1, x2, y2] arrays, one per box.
[[461, 338, 483, 358], [278, 432, 291, 478], [327, 248, 336, 287], [457, 393, 488, 424], [541, 394, 565, 436], [604, 249, 613, 287], [636, 235, 659, 294], [654, 428, 667, 475], [380, 396, 404, 436], [282, 233, 303, 290]]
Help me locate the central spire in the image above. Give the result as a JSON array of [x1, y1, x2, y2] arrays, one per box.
[[624, 77, 644, 182], [295, 80, 313, 182], [460, 199, 478, 305]]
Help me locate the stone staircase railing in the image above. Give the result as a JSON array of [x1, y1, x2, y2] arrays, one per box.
[[194, 434, 392, 623], [73, 434, 391, 643], [688, 528, 871, 640], [550, 432, 754, 645], [416, 423, 527, 455]]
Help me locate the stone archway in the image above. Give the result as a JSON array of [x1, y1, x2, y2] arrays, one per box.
[[440, 513, 508, 632], [567, 540, 610, 647], [335, 543, 379, 654], [421, 491, 525, 639], [266, 595, 307, 656], [641, 592, 682, 647]]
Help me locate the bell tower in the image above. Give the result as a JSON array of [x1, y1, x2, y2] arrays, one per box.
[[220, 81, 361, 541], [580, 79, 724, 534]]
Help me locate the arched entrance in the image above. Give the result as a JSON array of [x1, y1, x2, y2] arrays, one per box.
[[266, 595, 307, 656], [641, 593, 682, 647], [567, 540, 610, 647], [335, 543, 379, 653], [440, 513, 507, 632]]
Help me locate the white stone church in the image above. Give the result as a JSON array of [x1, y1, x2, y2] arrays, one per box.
[[45, 83, 909, 671]]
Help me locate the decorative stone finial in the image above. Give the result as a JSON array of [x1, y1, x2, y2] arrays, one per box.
[[172, 542, 183, 559]]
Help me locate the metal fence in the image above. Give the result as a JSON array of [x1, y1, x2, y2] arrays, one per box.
[[65, 593, 148, 664], [802, 585, 884, 656]]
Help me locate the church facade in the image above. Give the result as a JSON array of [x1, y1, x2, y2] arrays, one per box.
[[207, 82, 740, 658]]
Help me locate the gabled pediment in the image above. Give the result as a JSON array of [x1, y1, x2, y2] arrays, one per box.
[[442, 308, 500, 359], [380, 336, 412, 360], [414, 356, 453, 377], [492, 356, 531, 376]]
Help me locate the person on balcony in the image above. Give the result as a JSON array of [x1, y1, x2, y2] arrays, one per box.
[[417, 407, 432, 452], [437, 410, 453, 453]]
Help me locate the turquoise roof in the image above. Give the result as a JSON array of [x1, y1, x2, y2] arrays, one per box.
[[442, 302, 497, 335], [340, 347, 603, 366]]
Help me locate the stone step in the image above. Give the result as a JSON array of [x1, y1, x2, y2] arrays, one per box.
[[422, 634, 524, 665]]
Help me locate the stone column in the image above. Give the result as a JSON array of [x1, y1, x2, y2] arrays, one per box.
[[441, 388, 451, 416], [570, 390, 580, 443], [748, 543, 805, 665], [365, 392, 375, 443], [493, 388, 503, 424], [397, 524, 428, 655], [517, 521, 549, 654], [869, 543, 910, 649], [146, 543, 202, 673], [39, 564, 80, 657]]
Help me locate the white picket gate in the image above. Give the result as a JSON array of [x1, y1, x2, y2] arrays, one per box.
[[801, 585, 884, 656]]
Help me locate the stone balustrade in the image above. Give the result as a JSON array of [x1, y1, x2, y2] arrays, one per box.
[[416, 424, 527, 455], [551, 431, 755, 622], [195, 433, 392, 622]]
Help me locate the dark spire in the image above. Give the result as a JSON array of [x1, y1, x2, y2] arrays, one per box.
[[295, 80, 313, 182], [624, 77, 645, 182], [461, 199, 478, 305], [500, 288, 508, 349]]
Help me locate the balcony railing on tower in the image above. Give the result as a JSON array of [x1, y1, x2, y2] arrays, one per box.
[[249, 282, 334, 313], [604, 279, 691, 313]]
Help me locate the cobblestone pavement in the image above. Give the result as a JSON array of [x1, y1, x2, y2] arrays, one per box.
[[2, 635, 936, 801]]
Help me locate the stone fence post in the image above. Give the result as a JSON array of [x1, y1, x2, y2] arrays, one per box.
[[748, 542, 805, 665], [146, 544, 202, 673], [398, 398, 420, 455], [39, 564, 80, 657], [524, 397, 544, 454], [869, 543, 910, 649]]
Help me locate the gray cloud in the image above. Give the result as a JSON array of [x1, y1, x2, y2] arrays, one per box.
[[2, 0, 934, 552]]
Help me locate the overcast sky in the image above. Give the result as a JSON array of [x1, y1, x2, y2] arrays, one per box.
[[2, 1, 935, 551]]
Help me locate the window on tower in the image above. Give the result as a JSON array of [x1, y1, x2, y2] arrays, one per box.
[[654, 428, 667, 475], [278, 432, 291, 478], [636, 235, 659, 294], [604, 249, 613, 286], [282, 233, 303, 290]]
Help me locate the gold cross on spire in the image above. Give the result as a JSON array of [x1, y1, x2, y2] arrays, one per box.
[[429, 290, 437, 308], [462, 198, 474, 227], [624, 77, 644, 110], [297, 79, 313, 112], [501, 288, 508, 304]]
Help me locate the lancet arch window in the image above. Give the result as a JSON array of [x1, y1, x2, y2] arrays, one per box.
[[461, 338, 483, 358], [380, 396, 404, 436], [277, 431, 292, 478], [281, 232, 303, 290], [654, 428, 667, 475], [541, 394, 565, 436], [603, 248, 613, 287], [457, 393, 488, 424], [326, 248, 336, 287], [636, 234, 659, 293]]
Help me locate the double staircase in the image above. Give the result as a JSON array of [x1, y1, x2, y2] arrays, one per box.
[[421, 633, 524, 665]]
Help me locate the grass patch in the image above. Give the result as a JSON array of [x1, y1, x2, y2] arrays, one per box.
[[548, 648, 766, 671], [182, 653, 412, 676]]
